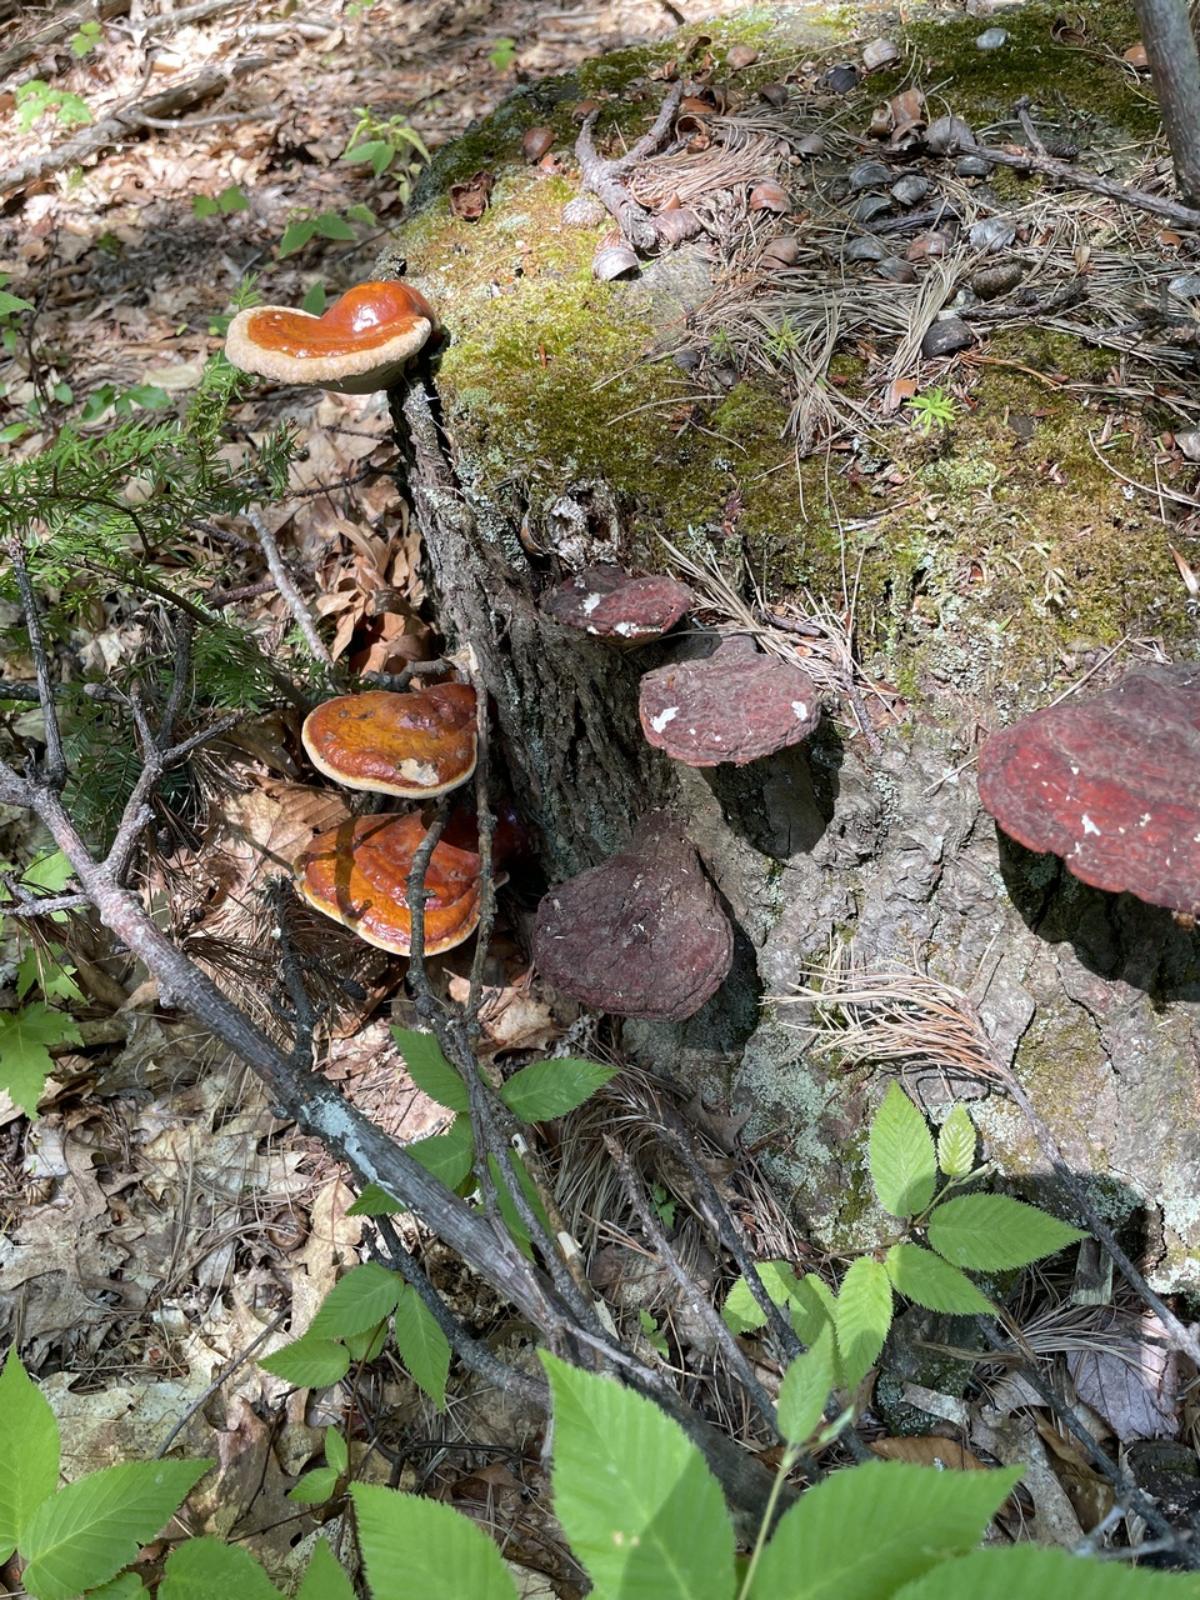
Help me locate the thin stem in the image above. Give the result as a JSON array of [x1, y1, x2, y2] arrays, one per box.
[[736, 1445, 799, 1600]]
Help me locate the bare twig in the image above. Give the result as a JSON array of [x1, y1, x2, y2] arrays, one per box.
[[7, 540, 67, 789], [247, 510, 332, 668], [576, 84, 684, 250]]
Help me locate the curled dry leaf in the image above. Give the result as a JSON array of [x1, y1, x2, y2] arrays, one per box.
[[871, 1437, 988, 1470], [449, 169, 495, 220], [593, 237, 639, 280], [726, 43, 759, 69], [749, 180, 790, 213], [446, 972, 561, 1057]]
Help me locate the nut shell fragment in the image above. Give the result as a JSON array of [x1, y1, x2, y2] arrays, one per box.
[[639, 638, 821, 766], [301, 684, 477, 798]]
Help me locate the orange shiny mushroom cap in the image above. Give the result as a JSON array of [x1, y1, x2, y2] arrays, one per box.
[[296, 812, 481, 956], [302, 684, 477, 798], [224, 281, 436, 394]]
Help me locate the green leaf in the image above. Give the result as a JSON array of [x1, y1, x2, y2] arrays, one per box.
[[0, 1003, 83, 1119], [346, 1182, 401, 1217], [489, 1150, 552, 1258], [296, 1539, 355, 1600], [259, 1335, 350, 1389], [777, 1324, 835, 1448], [288, 1467, 340, 1505], [89, 1576, 147, 1597], [392, 1027, 468, 1112], [300, 281, 326, 316], [192, 195, 219, 217], [19, 850, 74, 895], [869, 1084, 937, 1219], [342, 138, 390, 167], [17, 948, 83, 1004], [936, 1104, 976, 1178], [217, 185, 248, 213], [790, 1273, 838, 1348], [893, 1544, 1200, 1600], [750, 1461, 1021, 1600], [408, 1117, 475, 1189], [542, 1352, 737, 1600], [342, 1319, 388, 1362], [500, 1058, 617, 1123], [123, 384, 170, 410], [926, 1194, 1086, 1271], [278, 219, 319, 257], [309, 1262, 401, 1339], [314, 212, 356, 241], [351, 1484, 519, 1600], [325, 1429, 348, 1474], [158, 1536, 281, 1598], [393, 1285, 451, 1409], [885, 1244, 993, 1316], [344, 202, 376, 225], [834, 1258, 893, 1390], [0, 1347, 60, 1562], [21, 1459, 210, 1600], [722, 1261, 800, 1334]]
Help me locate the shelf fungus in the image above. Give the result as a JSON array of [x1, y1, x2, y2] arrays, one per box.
[[639, 637, 821, 766], [544, 565, 695, 645], [301, 684, 477, 798], [224, 280, 436, 393], [978, 664, 1200, 918], [296, 813, 482, 956], [532, 811, 733, 1021]]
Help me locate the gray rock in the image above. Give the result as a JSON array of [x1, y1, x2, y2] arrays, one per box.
[[976, 27, 1009, 49], [1176, 431, 1200, 462], [849, 158, 893, 192], [921, 316, 974, 357], [795, 132, 825, 158], [863, 36, 900, 70], [951, 286, 980, 309], [824, 63, 860, 94], [926, 115, 975, 155], [969, 215, 1016, 253], [844, 235, 888, 262], [1168, 272, 1200, 301], [851, 194, 892, 222], [972, 260, 1024, 299], [891, 174, 931, 207], [955, 154, 994, 178], [877, 256, 917, 283]]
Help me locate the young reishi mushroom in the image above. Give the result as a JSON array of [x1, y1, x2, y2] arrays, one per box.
[[977, 664, 1200, 916], [639, 636, 821, 767], [532, 811, 733, 1021], [543, 565, 696, 645], [301, 684, 477, 799], [296, 813, 481, 956], [224, 280, 436, 394]]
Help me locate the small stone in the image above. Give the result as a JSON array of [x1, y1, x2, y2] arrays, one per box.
[[795, 132, 825, 158], [926, 114, 975, 155], [969, 215, 1016, 253], [955, 154, 994, 178], [562, 194, 606, 227], [951, 286, 980, 309], [1176, 431, 1200, 462], [921, 316, 974, 358], [851, 194, 892, 222], [726, 43, 759, 69], [877, 256, 917, 283], [891, 174, 931, 207], [862, 37, 900, 70], [759, 82, 790, 107], [1123, 41, 1149, 69], [673, 347, 701, 371], [824, 63, 860, 94], [849, 158, 892, 192], [971, 261, 1024, 299], [975, 27, 1009, 49], [844, 235, 888, 262], [1168, 272, 1200, 301]]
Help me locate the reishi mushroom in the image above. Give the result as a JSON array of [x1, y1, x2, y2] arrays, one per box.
[[297, 812, 482, 956], [532, 811, 733, 1020], [301, 684, 477, 798], [639, 636, 821, 767], [977, 664, 1200, 916], [543, 565, 696, 645], [224, 280, 436, 394]]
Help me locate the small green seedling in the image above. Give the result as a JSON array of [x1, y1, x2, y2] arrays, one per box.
[[909, 386, 957, 435]]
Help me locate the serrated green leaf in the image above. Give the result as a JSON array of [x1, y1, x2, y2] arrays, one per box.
[[158, 1536, 281, 1598], [893, 1544, 1200, 1600], [834, 1258, 893, 1390], [89, 1575, 147, 1597], [343, 1318, 388, 1362], [300, 281, 326, 316], [885, 1244, 993, 1315], [192, 195, 219, 217], [259, 1335, 350, 1389], [278, 219, 319, 257], [749, 1460, 1022, 1600], [489, 1150, 551, 1259], [393, 1285, 452, 1409], [346, 1182, 401, 1217], [777, 1324, 835, 1448], [500, 1058, 617, 1123], [722, 1261, 801, 1334], [936, 1104, 976, 1178], [408, 1117, 475, 1190], [0, 1003, 83, 1119], [217, 185, 248, 213], [0, 288, 34, 315], [325, 1429, 348, 1474], [352, 1484, 519, 1600], [344, 202, 376, 225], [0, 1347, 60, 1562], [789, 1273, 838, 1348], [869, 1084, 937, 1219], [288, 1467, 340, 1505], [927, 1194, 1087, 1271], [314, 212, 356, 241], [342, 139, 389, 166], [309, 1262, 402, 1340], [17, 948, 83, 1005], [392, 1027, 467, 1112], [21, 1459, 210, 1600], [542, 1352, 736, 1600], [296, 1539, 355, 1600]]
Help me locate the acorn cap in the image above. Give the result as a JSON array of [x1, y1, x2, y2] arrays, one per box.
[[639, 637, 821, 766], [532, 811, 733, 1021], [544, 565, 695, 645], [296, 813, 481, 956], [224, 281, 436, 394], [301, 684, 477, 798], [978, 663, 1200, 916]]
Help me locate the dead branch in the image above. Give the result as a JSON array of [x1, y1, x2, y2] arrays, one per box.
[[576, 83, 684, 251], [0, 0, 130, 84], [246, 509, 333, 669]]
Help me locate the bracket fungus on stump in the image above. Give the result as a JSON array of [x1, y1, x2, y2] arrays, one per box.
[[977, 663, 1200, 917], [532, 811, 733, 1021], [639, 637, 821, 767], [301, 684, 477, 798], [297, 813, 482, 956], [224, 281, 436, 393], [543, 564, 696, 645]]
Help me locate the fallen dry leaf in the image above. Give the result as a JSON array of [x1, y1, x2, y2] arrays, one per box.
[[871, 1436, 987, 1470]]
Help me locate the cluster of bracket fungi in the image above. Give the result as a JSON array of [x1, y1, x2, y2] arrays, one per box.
[[225, 277, 1200, 1033]]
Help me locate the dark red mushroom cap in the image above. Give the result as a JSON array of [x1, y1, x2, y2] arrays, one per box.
[[532, 811, 733, 1021], [544, 565, 696, 645], [977, 663, 1200, 915], [639, 637, 821, 766]]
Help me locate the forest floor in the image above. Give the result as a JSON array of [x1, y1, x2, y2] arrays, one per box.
[[2, 0, 1200, 1592]]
